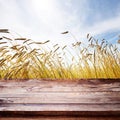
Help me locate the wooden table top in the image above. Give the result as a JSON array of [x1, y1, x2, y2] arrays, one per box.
[[0, 79, 120, 119]]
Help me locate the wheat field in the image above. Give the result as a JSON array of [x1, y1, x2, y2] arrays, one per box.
[[0, 29, 120, 80]]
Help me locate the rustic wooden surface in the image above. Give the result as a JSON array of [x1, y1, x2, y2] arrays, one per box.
[[0, 79, 120, 119]]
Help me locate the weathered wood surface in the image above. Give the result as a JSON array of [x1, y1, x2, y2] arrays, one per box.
[[0, 79, 120, 118]]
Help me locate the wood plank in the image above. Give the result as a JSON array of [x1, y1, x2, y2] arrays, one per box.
[[0, 79, 120, 93], [1, 117, 120, 120], [0, 92, 120, 103], [1, 103, 120, 111]]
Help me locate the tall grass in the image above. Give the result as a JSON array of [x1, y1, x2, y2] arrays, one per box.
[[0, 29, 120, 80]]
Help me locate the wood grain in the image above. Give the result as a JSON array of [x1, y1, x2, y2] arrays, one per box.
[[0, 79, 120, 118]]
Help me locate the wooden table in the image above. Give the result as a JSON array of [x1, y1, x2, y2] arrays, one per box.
[[0, 79, 120, 119]]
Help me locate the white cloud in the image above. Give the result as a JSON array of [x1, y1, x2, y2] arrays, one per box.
[[0, 0, 31, 37], [83, 15, 120, 36], [0, 0, 88, 44], [0, 0, 120, 46]]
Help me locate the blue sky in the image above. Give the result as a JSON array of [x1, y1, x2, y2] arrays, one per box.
[[0, 0, 120, 45]]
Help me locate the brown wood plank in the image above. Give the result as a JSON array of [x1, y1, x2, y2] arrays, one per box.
[[1, 117, 120, 120], [0, 79, 120, 93], [0, 92, 120, 103], [0, 103, 120, 111]]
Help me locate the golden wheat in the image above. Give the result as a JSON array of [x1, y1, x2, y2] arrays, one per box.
[[0, 30, 120, 80]]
